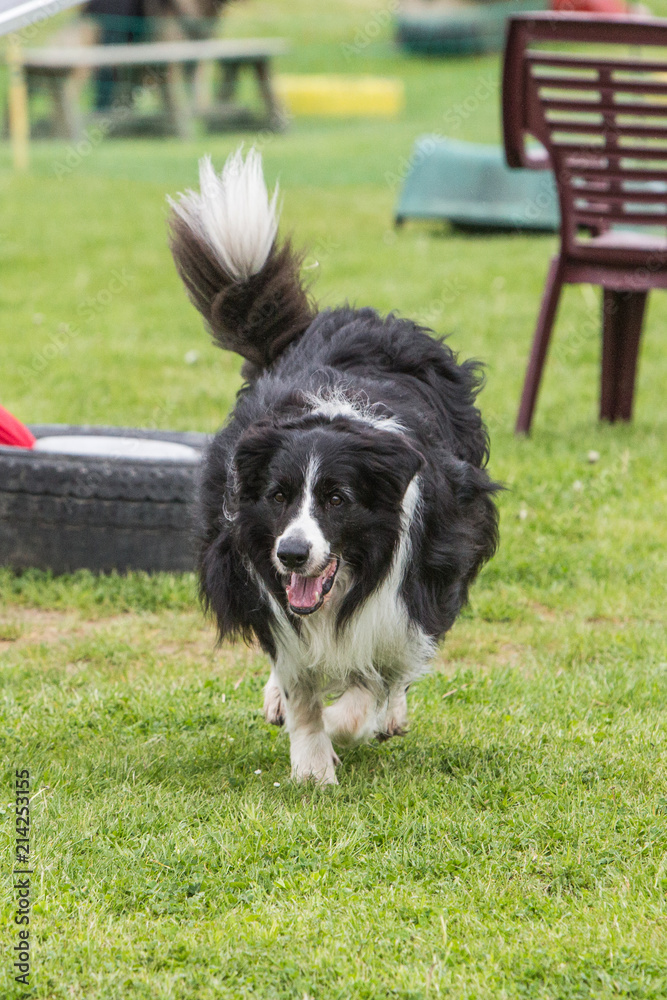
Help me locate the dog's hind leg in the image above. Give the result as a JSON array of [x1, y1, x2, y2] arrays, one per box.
[[263, 670, 286, 727], [323, 686, 378, 746]]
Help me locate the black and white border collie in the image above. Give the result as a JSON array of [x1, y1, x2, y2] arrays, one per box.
[[169, 149, 499, 785]]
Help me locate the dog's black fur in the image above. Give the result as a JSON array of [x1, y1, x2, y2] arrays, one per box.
[[169, 152, 499, 779], [192, 305, 500, 660]]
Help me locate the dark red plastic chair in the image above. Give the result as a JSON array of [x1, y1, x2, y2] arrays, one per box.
[[503, 12, 667, 433]]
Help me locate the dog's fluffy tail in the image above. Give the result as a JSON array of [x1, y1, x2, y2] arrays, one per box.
[[168, 148, 313, 374]]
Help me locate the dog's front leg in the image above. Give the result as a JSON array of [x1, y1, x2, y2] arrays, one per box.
[[284, 685, 340, 786], [263, 669, 286, 726]]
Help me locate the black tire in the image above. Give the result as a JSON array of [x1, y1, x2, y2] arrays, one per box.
[[0, 425, 210, 574]]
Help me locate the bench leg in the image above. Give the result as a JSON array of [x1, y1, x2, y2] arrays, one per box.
[[160, 63, 193, 141], [49, 74, 83, 142], [254, 60, 287, 129], [601, 289, 646, 423], [220, 63, 239, 102], [193, 61, 212, 113], [515, 257, 564, 435]]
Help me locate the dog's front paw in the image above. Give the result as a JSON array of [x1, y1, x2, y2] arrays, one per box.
[[376, 719, 408, 742], [291, 732, 340, 786], [263, 674, 286, 727]]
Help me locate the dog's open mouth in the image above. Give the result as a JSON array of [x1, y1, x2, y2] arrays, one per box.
[[286, 557, 339, 615]]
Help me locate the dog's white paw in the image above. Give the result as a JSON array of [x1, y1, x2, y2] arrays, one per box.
[[323, 685, 377, 746], [263, 675, 285, 727], [290, 731, 340, 786]]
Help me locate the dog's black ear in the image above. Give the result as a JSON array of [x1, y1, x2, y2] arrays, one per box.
[[198, 428, 277, 655], [234, 423, 285, 500], [405, 455, 500, 637], [200, 529, 276, 656], [346, 428, 425, 509]]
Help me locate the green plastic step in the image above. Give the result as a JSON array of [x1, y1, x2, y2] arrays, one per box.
[[395, 136, 559, 232]]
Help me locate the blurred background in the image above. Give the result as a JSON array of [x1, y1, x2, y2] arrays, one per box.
[[1, 0, 666, 453], [0, 0, 656, 432]]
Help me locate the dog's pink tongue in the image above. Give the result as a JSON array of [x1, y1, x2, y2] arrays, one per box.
[[287, 573, 321, 609]]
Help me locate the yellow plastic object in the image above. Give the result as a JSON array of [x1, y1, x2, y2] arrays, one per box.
[[275, 75, 404, 118]]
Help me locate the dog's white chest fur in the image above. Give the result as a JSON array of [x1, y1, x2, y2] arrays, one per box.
[[273, 570, 433, 694]]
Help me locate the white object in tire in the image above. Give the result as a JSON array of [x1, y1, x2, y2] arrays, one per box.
[[33, 435, 200, 463]]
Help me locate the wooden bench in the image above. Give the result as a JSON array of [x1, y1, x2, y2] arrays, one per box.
[[13, 37, 289, 142]]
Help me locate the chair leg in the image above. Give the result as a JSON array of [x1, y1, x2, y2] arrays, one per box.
[[601, 290, 647, 423], [515, 258, 564, 435]]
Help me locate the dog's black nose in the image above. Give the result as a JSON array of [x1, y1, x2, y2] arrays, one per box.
[[277, 536, 310, 570]]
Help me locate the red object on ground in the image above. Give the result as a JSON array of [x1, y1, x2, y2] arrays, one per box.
[[551, 0, 630, 13], [503, 12, 667, 433], [0, 405, 36, 448]]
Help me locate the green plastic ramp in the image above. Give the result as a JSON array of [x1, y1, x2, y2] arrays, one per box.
[[395, 136, 559, 232]]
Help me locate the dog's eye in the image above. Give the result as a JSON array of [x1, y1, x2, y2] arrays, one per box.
[[329, 493, 343, 506], [273, 491, 286, 504]]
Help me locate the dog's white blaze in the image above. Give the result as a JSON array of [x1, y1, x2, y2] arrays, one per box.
[[168, 148, 279, 282], [273, 455, 329, 575]]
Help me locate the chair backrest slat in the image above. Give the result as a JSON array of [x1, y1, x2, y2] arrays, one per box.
[[545, 99, 667, 118], [575, 165, 667, 183], [504, 12, 667, 262], [527, 51, 667, 74], [578, 209, 667, 226], [552, 142, 667, 159], [574, 189, 667, 204], [548, 122, 667, 140]]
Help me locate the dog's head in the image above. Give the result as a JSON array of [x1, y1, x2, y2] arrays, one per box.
[[232, 416, 424, 621]]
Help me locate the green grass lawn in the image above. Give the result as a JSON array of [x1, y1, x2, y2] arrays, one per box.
[[2, 1, 667, 996]]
